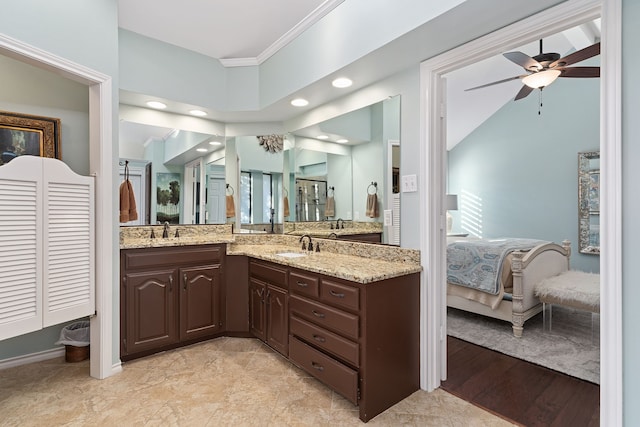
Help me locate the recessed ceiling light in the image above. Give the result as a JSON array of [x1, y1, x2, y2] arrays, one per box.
[[336, 139, 349, 144], [291, 98, 309, 107], [209, 141, 222, 146], [317, 135, 329, 140], [196, 148, 208, 152], [332, 77, 353, 88], [189, 109, 207, 117], [146, 101, 167, 109]]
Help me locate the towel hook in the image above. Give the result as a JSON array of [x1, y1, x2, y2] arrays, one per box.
[[226, 184, 234, 196], [328, 186, 335, 197], [283, 187, 288, 197], [367, 182, 378, 195]]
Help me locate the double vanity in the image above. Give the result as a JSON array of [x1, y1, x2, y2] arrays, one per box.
[[120, 224, 421, 422]]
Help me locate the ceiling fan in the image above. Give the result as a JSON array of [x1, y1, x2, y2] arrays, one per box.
[[466, 39, 600, 101]]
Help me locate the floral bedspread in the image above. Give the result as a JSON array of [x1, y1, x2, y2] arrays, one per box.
[[446, 238, 547, 294]]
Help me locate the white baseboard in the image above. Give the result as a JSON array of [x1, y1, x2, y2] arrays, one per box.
[[0, 347, 65, 370], [111, 362, 123, 375]]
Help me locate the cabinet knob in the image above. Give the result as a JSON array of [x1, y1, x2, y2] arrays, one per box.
[[313, 334, 326, 343]]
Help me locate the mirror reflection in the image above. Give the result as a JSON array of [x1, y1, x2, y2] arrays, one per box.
[[286, 95, 401, 244], [578, 150, 600, 254], [118, 119, 225, 225], [118, 95, 401, 245]]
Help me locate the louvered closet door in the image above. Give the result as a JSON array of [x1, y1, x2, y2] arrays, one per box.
[[43, 160, 95, 326], [0, 161, 43, 341]]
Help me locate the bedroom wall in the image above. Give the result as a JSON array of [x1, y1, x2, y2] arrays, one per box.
[[447, 72, 600, 273]]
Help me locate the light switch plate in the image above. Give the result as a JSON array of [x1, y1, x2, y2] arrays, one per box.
[[383, 209, 393, 226], [402, 174, 418, 192]]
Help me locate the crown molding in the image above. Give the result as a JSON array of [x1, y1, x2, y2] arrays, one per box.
[[219, 0, 344, 68]]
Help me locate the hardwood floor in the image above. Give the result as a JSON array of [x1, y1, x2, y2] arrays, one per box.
[[442, 336, 599, 427]]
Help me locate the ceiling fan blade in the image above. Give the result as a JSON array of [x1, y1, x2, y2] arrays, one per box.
[[465, 75, 526, 91], [558, 66, 600, 78], [551, 42, 601, 68], [503, 51, 542, 71], [514, 85, 534, 101]]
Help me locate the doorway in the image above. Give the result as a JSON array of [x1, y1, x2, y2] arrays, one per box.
[[419, 0, 621, 423]]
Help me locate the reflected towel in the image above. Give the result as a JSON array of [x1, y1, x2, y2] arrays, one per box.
[[226, 195, 236, 218], [325, 196, 335, 217], [284, 196, 290, 217], [119, 179, 138, 223], [366, 193, 378, 218]]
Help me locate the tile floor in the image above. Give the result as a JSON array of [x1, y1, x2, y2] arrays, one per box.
[[0, 337, 515, 426]]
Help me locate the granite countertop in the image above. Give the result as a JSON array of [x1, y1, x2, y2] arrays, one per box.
[[228, 244, 421, 284], [120, 226, 421, 284], [119, 234, 236, 249]]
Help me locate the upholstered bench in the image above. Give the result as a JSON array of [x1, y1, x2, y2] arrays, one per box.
[[534, 270, 600, 339]]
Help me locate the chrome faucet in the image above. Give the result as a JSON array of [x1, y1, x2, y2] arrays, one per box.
[[299, 234, 313, 251], [335, 218, 345, 229], [162, 221, 170, 239]]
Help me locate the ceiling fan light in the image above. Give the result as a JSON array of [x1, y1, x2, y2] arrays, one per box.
[[522, 69, 561, 89]]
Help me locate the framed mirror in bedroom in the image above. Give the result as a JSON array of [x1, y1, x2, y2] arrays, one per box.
[[578, 150, 600, 254]]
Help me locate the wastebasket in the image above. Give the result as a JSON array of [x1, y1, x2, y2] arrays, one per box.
[[55, 321, 90, 362]]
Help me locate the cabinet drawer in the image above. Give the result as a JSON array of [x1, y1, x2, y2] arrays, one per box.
[[290, 270, 319, 298], [289, 337, 358, 404], [249, 260, 287, 289], [290, 295, 358, 340], [290, 316, 359, 367], [124, 245, 222, 270], [320, 280, 359, 311]]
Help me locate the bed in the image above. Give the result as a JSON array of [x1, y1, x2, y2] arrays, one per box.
[[446, 237, 571, 337]]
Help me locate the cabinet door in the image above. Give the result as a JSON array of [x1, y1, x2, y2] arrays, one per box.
[[249, 278, 266, 341], [123, 269, 178, 355], [267, 284, 289, 356], [179, 264, 223, 341]]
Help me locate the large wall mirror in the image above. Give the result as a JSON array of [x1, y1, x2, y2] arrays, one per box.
[[118, 95, 401, 245], [286, 95, 401, 244], [118, 112, 226, 226], [578, 150, 600, 254]]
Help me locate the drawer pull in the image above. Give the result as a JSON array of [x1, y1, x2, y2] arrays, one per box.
[[311, 361, 324, 372], [168, 275, 173, 292], [312, 310, 325, 318], [329, 290, 345, 298], [296, 281, 308, 288], [313, 334, 326, 343]]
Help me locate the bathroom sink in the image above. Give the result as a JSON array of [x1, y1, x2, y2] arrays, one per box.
[[275, 252, 307, 258]]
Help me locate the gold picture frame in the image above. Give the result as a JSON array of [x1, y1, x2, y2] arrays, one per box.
[[0, 110, 61, 166]]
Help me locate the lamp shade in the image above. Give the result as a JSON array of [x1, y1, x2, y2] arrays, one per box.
[[522, 69, 561, 89], [446, 194, 458, 211]]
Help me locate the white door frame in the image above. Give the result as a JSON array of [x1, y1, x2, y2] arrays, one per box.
[[0, 34, 115, 379], [419, 0, 621, 424]]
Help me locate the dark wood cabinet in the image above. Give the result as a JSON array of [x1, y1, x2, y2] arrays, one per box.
[[179, 264, 223, 341], [120, 244, 225, 360], [288, 267, 420, 423], [249, 278, 267, 341], [338, 233, 382, 243], [249, 260, 289, 356], [121, 244, 418, 422], [122, 269, 179, 355]]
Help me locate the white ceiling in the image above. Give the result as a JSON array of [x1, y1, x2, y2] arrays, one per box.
[[117, 0, 341, 66], [116, 2, 601, 157]]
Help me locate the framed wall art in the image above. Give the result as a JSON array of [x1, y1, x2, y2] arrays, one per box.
[[0, 110, 61, 166]]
